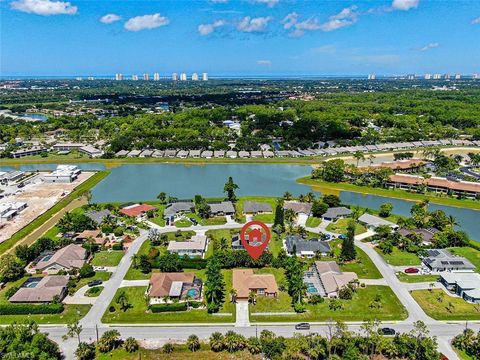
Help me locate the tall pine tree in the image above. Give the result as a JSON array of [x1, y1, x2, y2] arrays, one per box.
[[340, 220, 357, 261]]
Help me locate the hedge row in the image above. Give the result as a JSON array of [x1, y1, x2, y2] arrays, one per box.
[[150, 303, 187, 313], [0, 303, 64, 315], [180, 258, 207, 270]]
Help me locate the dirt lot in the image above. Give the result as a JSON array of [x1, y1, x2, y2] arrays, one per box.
[[0, 172, 94, 243]]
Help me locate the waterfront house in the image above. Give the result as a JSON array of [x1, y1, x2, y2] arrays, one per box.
[[238, 151, 250, 158], [189, 150, 201, 158], [43, 165, 81, 183], [358, 213, 398, 230], [233, 269, 278, 300], [164, 149, 177, 158], [209, 201, 235, 216], [86, 209, 112, 226], [139, 149, 154, 158], [11, 146, 47, 158], [422, 249, 475, 272], [322, 207, 352, 221], [213, 150, 225, 158], [176, 150, 188, 158], [115, 150, 129, 157], [201, 150, 213, 158], [120, 203, 156, 218], [80, 145, 103, 158], [226, 151, 237, 158], [283, 201, 313, 216], [397, 227, 440, 245], [440, 272, 480, 304], [243, 201, 272, 215], [127, 150, 141, 157], [163, 201, 195, 221]]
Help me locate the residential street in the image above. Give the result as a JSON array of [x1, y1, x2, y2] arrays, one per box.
[[40, 220, 475, 360]]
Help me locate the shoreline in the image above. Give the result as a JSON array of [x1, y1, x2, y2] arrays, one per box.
[[296, 176, 480, 211]]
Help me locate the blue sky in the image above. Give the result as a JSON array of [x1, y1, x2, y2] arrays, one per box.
[[1, 0, 479, 76]]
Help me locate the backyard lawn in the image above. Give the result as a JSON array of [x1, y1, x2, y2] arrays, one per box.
[[101, 286, 234, 324], [0, 304, 91, 324], [91, 250, 125, 267], [326, 219, 366, 235], [411, 289, 480, 320], [306, 217, 322, 227], [329, 239, 382, 279], [396, 273, 439, 283], [235, 196, 278, 223], [449, 247, 480, 271], [375, 246, 421, 266], [250, 286, 407, 322]]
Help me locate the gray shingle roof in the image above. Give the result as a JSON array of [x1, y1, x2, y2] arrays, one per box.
[[243, 201, 272, 214], [285, 235, 331, 254]]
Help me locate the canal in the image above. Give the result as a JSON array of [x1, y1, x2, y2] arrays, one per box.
[[1, 163, 478, 241]]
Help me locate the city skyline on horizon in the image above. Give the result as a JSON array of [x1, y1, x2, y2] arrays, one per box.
[[1, 0, 479, 76]]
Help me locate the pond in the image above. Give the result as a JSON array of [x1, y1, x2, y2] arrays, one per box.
[[1, 163, 478, 241]]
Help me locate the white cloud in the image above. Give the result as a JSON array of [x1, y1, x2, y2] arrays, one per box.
[[10, 0, 77, 16], [210, 0, 229, 3], [311, 45, 337, 54], [281, 12, 298, 29], [391, 0, 420, 11], [257, 59, 272, 65], [124, 13, 169, 32], [100, 13, 121, 24], [198, 20, 226, 35], [418, 42, 439, 51], [251, 0, 279, 8], [472, 16, 480, 24], [237, 16, 272, 32], [319, 6, 359, 32]]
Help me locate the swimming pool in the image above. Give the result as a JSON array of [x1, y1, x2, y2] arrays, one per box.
[[186, 288, 200, 298], [21, 277, 41, 288], [306, 283, 318, 294]]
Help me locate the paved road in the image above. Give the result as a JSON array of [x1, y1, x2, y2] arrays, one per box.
[[41, 220, 473, 359]]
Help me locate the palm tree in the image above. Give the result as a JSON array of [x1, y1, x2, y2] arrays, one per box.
[[187, 334, 200, 352], [447, 215, 458, 230], [305, 192, 316, 202], [353, 151, 365, 166], [368, 154, 375, 165], [63, 321, 83, 345], [284, 208, 297, 225], [283, 191, 293, 200], [248, 290, 257, 305], [230, 288, 237, 303], [209, 332, 224, 352]]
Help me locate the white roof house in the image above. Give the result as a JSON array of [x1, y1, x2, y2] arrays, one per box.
[[358, 213, 398, 229], [167, 235, 207, 257]]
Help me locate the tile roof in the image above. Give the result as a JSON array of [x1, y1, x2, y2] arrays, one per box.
[[120, 203, 156, 217], [233, 269, 278, 299], [148, 272, 195, 298], [9, 276, 69, 303]]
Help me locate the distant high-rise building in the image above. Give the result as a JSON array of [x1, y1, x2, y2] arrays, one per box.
[[444, 73, 450, 80], [143, 73, 149, 81], [433, 73, 442, 79], [202, 72, 208, 81], [473, 73, 479, 80], [132, 74, 138, 81], [75, 77, 83, 81], [172, 73, 178, 81], [180, 73, 187, 81], [153, 72, 160, 81], [424, 73, 432, 80], [407, 74, 415, 80], [115, 73, 123, 81], [191, 73, 199, 81], [455, 74, 461, 80], [367, 74, 376, 80], [87, 77, 94, 81]]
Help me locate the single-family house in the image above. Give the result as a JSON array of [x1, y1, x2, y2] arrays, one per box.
[[397, 227, 440, 245], [167, 235, 207, 257], [358, 213, 398, 230], [283, 201, 312, 216], [148, 272, 202, 304], [86, 209, 112, 226], [422, 249, 475, 272], [233, 269, 278, 300], [120, 203, 156, 218], [80, 145, 103, 158], [285, 235, 331, 258], [304, 261, 358, 298], [209, 201, 235, 216], [163, 201, 195, 220], [201, 150, 213, 158], [440, 272, 480, 304], [9, 276, 69, 303], [29, 244, 87, 274], [322, 207, 352, 221], [214, 150, 225, 158], [243, 201, 272, 215], [74, 229, 107, 246]]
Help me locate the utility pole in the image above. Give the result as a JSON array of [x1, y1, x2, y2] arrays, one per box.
[[95, 324, 99, 342]]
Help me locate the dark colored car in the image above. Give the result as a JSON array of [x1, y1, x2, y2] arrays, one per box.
[[338, 234, 347, 240], [295, 323, 311, 330], [88, 280, 103, 287], [404, 267, 420, 274], [189, 218, 198, 225], [378, 328, 396, 336]]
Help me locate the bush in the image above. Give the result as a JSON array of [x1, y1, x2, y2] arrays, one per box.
[[109, 306, 116, 312], [5, 286, 19, 299], [149, 303, 187, 313], [112, 243, 123, 251], [293, 302, 306, 313], [179, 257, 207, 270], [162, 343, 174, 353], [308, 294, 325, 305], [338, 286, 354, 300], [187, 334, 200, 352], [75, 342, 95, 360], [189, 301, 202, 308], [123, 337, 139, 353], [79, 264, 95, 278], [0, 303, 64, 315]]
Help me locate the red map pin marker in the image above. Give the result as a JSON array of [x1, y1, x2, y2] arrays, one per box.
[[240, 220, 270, 260]]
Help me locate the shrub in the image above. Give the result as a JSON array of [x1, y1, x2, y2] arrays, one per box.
[[79, 264, 95, 278], [162, 343, 174, 353], [0, 303, 64, 315], [109, 306, 116, 312], [293, 302, 306, 313], [112, 243, 123, 251], [149, 303, 187, 313], [308, 294, 325, 305], [187, 334, 200, 352], [338, 286, 353, 300], [123, 337, 139, 353], [75, 342, 95, 360], [5, 286, 19, 299], [180, 257, 207, 270]]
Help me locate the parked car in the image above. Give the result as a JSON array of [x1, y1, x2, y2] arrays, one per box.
[[404, 267, 420, 274], [320, 233, 331, 240], [88, 280, 103, 287], [338, 234, 347, 240], [295, 323, 311, 330], [94, 266, 107, 272], [378, 328, 396, 336], [189, 218, 198, 225]]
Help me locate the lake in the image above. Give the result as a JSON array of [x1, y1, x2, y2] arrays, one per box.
[[1, 163, 478, 241]]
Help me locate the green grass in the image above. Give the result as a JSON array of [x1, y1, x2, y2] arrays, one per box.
[[375, 246, 421, 266], [236, 196, 278, 221], [306, 217, 322, 227], [101, 286, 234, 324], [449, 247, 480, 271], [328, 239, 382, 279], [396, 273, 439, 283], [454, 347, 475, 360], [250, 286, 407, 322], [253, 213, 274, 223], [0, 171, 110, 255], [297, 176, 480, 211], [91, 250, 125, 267], [0, 304, 91, 324], [411, 289, 480, 320], [175, 219, 193, 228], [249, 268, 292, 313], [0, 276, 30, 304], [74, 271, 112, 291], [85, 286, 104, 297], [326, 218, 367, 235]]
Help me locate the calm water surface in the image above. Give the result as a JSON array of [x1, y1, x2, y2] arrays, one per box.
[[1, 163, 478, 240]]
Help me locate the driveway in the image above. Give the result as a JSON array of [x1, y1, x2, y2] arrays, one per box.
[[296, 213, 308, 227], [63, 285, 98, 305], [235, 300, 250, 327]]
